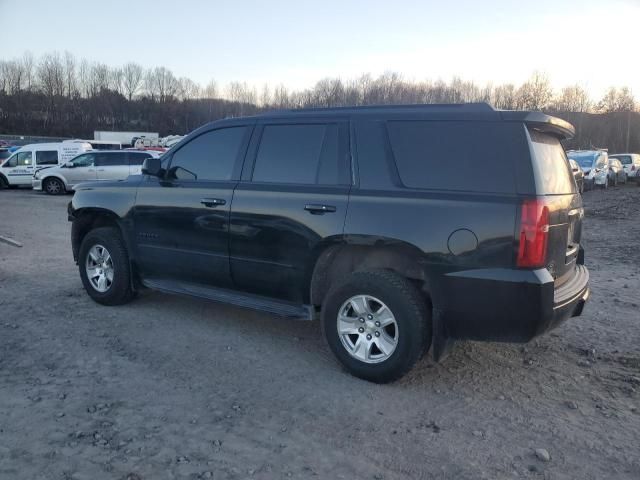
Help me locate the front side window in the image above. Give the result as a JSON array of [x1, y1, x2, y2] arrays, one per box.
[[70, 154, 95, 167], [36, 150, 59, 165], [7, 151, 33, 167], [168, 127, 248, 181], [252, 123, 345, 185]]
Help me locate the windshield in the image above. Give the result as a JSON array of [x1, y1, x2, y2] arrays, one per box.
[[568, 152, 598, 168], [611, 155, 632, 165]]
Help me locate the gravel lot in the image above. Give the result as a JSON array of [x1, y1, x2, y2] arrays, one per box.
[[1, 185, 639, 480]]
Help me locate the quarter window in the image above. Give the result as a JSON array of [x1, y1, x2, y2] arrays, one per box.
[[169, 127, 248, 181], [252, 123, 346, 185], [36, 150, 59, 165]]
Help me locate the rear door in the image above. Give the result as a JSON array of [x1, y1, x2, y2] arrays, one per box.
[[95, 152, 130, 181], [527, 129, 582, 284], [229, 119, 351, 302]]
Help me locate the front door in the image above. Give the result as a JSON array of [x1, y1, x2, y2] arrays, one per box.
[[133, 125, 252, 287], [3, 150, 34, 185], [63, 153, 98, 187], [229, 120, 351, 302]]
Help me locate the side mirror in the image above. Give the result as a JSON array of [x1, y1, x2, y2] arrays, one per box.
[[65, 162, 75, 168], [141, 157, 162, 177]]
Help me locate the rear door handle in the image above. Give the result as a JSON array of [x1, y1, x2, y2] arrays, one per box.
[[200, 198, 226, 208], [304, 204, 337, 214]]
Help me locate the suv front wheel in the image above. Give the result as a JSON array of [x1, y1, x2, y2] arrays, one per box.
[[322, 270, 431, 383], [78, 227, 135, 306]]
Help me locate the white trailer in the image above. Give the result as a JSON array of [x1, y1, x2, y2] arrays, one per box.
[[94, 131, 159, 147]]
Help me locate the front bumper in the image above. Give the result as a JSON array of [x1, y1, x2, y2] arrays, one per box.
[[438, 263, 589, 342], [32, 179, 43, 191]]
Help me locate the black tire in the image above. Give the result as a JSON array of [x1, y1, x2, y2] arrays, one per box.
[[78, 226, 135, 306], [0, 175, 7, 189], [43, 177, 65, 195], [321, 270, 431, 383]]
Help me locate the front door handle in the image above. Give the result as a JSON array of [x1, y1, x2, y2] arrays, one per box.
[[200, 198, 226, 208], [304, 204, 337, 214]]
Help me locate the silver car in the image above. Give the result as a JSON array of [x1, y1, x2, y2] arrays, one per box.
[[33, 150, 160, 195]]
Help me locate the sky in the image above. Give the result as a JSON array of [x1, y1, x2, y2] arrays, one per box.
[[1, 0, 639, 98]]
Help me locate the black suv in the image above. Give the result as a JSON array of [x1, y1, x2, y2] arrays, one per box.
[[69, 103, 590, 383]]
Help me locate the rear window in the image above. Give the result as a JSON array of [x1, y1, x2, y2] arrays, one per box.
[[528, 130, 576, 194], [386, 121, 520, 193]]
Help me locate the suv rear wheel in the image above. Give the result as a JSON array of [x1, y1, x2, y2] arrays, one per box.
[[321, 270, 431, 383], [78, 227, 135, 306]]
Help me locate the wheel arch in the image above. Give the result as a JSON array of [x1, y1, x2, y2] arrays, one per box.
[[308, 235, 434, 308], [71, 207, 128, 263]]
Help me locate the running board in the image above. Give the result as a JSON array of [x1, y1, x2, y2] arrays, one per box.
[[142, 278, 315, 320]]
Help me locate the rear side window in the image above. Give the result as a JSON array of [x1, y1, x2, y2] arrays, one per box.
[[528, 130, 576, 194], [36, 150, 59, 165], [95, 152, 127, 167], [386, 121, 519, 193], [252, 123, 347, 185]]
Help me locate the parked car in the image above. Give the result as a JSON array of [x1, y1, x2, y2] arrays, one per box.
[[567, 150, 609, 190], [0, 148, 12, 163], [68, 104, 589, 383], [609, 153, 640, 183], [569, 159, 585, 193], [33, 150, 161, 195], [607, 158, 627, 186], [0, 142, 92, 189]]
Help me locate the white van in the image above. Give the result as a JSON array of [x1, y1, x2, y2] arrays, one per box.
[[0, 142, 92, 188]]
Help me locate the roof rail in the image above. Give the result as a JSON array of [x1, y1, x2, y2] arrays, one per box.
[[261, 102, 496, 115]]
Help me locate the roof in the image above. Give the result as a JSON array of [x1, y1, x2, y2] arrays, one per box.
[[256, 103, 575, 139]]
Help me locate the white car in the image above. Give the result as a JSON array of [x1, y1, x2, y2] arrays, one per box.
[[567, 150, 609, 190], [0, 142, 91, 188], [32, 150, 161, 195], [609, 153, 640, 182]]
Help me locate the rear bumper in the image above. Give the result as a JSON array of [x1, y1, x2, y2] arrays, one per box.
[[438, 263, 589, 342]]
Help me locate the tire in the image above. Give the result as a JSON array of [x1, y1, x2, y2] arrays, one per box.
[[78, 226, 135, 306], [43, 177, 65, 195], [321, 270, 431, 383], [0, 175, 7, 189]]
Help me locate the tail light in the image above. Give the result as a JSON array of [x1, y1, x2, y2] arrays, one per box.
[[517, 199, 549, 268]]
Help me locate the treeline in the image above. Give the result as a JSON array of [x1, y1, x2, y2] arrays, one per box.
[[0, 51, 638, 152]]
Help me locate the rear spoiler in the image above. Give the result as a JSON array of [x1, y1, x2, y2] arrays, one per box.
[[499, 111, 575, 140]]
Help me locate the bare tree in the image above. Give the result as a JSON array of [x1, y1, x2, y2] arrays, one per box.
[[177, 77, 201, 101], [516, 72, 553, 110], [38, 52, 65, 98], [145, 66, 178, 102], [63, 51, 77, 98], [121, 62, 144, 101], [22, 51, 35, 91]]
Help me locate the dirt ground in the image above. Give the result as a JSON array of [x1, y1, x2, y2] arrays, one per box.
[[0, 184, 639, 480]]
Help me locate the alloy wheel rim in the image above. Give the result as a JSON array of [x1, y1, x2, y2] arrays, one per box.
[[47, 181, 60, 194], [85, 244, 114, 293], [337, 294, 399, 364]]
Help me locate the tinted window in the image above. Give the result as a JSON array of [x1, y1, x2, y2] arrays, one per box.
[[169, 127, 247, 181], [128, 152, 151, 166], [36, 150, 58, 165], [95, 152, 127, 167], [528, 130, 576, 194], [386, 121, 519, 193], [252, 124, 344, 185]]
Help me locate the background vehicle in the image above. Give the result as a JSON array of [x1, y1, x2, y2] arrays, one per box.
[[95, 130, 159, 147], [567, 150, 609, 190], [569, 158, 585, 193], [65, 139, 122, 150], [0, 142, 91, 188], [0, 148, 11, 163], [69, 104, 589, 383], [607, 158, 627, 186], [33, 150, 160, 195], [609, 153, 640, 183]]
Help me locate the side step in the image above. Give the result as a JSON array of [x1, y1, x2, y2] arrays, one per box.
[[142, 278, 315, 321]]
